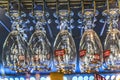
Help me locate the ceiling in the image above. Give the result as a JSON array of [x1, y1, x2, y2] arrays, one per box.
[[0, 0, 117, 12]]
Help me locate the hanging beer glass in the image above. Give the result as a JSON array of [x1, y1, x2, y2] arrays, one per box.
[[29, 10, 52, 72], [79, 9, 103, 73], [103, 8, 120, 71], [53, 10, 76, 74], [2, 10, 30, 72]]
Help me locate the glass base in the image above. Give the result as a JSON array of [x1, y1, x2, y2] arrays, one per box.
[[55, 64, 75, 74], [30, 64, 51, 72], [80, 63, 101, 73]]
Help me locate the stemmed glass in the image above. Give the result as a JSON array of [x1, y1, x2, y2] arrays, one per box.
[[103, 8, 120, 71], [54, 11, 74, 33], [2, 10, 30, 72], [79, 9, 103, 73], [53, 10, 76, 74], [77, 11, 85, 37], [29, 10, 52, 72]]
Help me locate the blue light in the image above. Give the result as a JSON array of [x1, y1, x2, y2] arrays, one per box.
[[0, 21, 10, 32], [72, 76, 77, 80], [30, 77, 35, 80], [89, 75, 94, 80], [15, 77, 19, 80], [10, 78, 14, 80], [0, 78, 5, 80], [63, 76, 67, 80], [78, 76, 83, 80], [4, 78, 8, 80], [0, 64, 5, 76], [105, 75, 110, 80], [100, 75, 104, 78], [41, 77, 46, 80], [84, 76, 88, 80], [20, 77, 25, 80]]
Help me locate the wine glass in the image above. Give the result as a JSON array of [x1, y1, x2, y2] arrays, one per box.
[[53, 10, 77, 74], [2, 10, 30, 73], [77, 11, 85, 37], [103, 8, 120, 71], [53, 10, 75, 33], [29, 10, 52, 72], [79, 9, 103, 73]]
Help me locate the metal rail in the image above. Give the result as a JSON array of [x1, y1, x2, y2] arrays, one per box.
[[0, 0, 115, 11]]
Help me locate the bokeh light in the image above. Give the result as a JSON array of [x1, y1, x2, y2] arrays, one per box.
[[30, 77, 35, 80], [84, 76, 88, 80], [105, 75, 110, 80], [46, 76, 50, 80], [78, 76, 83, 80], [10, 78, 14, 80], [15, 77, 19, 80], [63, 76, 67, 80], [89, 75, 94, 80], [116, 75, 120, 80], [111, 75, 115, 80], [4, 78, 8, 80], [41, 77, 46, 80], [20, 77, 25, 80], [72, 76, 77, 80]]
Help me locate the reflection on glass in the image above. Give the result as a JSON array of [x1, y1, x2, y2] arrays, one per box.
[[103, 9, 120, 71], [2, 10, 30, 72], [29, 10, 52, 72], [79, 9, 103, 73], [53, 10, 76, 74], [54, 11, 75, 31]]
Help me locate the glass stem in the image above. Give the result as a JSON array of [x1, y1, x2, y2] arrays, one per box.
[[108, 19, 118, 31], [84, 19, 93, 30], [36, 21, 45, 32], [60, 20, 68, 31]]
